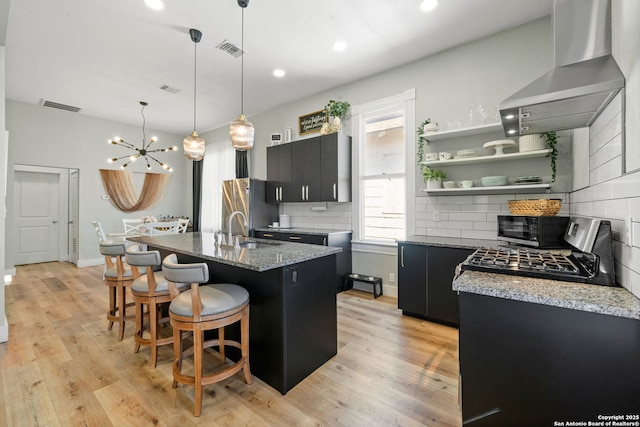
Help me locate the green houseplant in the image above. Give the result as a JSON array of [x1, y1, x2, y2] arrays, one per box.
[[416, 118, 432, 170], [323, 100, 350, 134], [540, 131, 558, 183], [422, 167, 446, 189]]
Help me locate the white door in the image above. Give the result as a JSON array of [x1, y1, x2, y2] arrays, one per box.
[[14, 171, 60, 265], [68, 170, 79, 264]]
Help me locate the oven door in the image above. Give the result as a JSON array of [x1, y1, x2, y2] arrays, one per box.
[[497, 215, 538, 246]]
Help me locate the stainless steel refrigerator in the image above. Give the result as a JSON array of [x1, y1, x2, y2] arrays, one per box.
[[221, 178, 278, 237]]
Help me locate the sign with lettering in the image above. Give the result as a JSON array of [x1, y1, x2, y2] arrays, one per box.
[[298, 110, 326, 135]]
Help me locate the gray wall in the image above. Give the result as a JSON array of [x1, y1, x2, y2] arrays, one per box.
[[5, 100, 192, 267], [200, 17, 554, 296]]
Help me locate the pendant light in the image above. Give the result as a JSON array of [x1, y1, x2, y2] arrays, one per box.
[[229, 0, 254, 151], [183, 28, 206, 161]]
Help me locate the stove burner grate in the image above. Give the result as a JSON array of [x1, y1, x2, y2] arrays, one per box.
[[466, 248, 581, 276]]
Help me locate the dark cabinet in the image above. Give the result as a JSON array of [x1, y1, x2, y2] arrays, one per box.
[[266, 144, 291, 202], [255, 229, 352, 293], [320, 133, 351, 202], [397, 243, 473, 326], [291, 137, 321, 202], [267, 132, 351, 203]]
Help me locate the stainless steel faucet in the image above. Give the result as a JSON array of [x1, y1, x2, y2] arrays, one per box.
[[228, 210, 248, 246]]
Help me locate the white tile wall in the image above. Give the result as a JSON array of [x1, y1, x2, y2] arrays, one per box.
[[569, 92, 640, 298], [280, 202, 353, 230]]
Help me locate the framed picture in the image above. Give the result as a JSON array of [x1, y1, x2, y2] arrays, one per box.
[[298, 110, 326, 136]]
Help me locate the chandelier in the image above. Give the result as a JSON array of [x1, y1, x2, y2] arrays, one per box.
[[229, 0, 254, 151], [107, 101, 176, 171]]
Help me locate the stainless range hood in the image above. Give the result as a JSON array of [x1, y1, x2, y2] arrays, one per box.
[[500, 0, 625, 136]]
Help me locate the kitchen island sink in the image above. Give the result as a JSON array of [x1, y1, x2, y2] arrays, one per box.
[[128, 232, 341, 394]]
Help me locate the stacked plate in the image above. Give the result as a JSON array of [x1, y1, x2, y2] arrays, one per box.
[[455, 149, 476, 159], [514, 176, 543, 185]]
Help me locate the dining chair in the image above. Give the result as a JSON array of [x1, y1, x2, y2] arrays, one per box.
[[145, 221, 180, 235], [92, 221, 108, 242], [177, 218, 189, 233], [123, 218, 145, 235]]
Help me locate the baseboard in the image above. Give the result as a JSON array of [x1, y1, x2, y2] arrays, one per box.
[[0, 316, 8, 343], [77, 257, 104, 268]]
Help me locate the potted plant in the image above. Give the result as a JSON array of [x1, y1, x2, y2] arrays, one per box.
[[324, 100, 350, 133], [422, 167, 446, 189], [540, 131, 558, 183]]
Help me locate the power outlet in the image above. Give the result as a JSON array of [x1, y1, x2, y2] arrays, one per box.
[[389, 273, 395, 283]]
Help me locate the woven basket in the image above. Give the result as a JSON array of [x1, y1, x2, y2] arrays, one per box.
[[508, 199, 561, 216], [519, 134, 546, 152]]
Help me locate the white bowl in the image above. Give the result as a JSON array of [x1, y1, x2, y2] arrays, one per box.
[[481, 175, 508, 186]]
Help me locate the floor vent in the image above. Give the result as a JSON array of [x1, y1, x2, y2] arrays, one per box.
[[40, 99, 82, 113], [160, 84, 181, 94], [216, 39, 244, 58]]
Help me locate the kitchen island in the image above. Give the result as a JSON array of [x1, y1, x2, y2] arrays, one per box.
[[453, 271, 640, 426], [128, 232, 341, 394]]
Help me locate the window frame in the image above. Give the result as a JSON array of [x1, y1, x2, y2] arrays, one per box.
[[351, 89, 416, 246]]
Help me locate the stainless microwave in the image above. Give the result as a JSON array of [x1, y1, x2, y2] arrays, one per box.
[[497, 215, 570, 248]]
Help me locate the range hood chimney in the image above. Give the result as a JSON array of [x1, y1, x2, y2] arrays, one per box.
[[499, 0, 624, 136]]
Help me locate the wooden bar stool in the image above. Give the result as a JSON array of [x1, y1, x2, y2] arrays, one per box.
[[99, 241, 135, 341], [125, 244, 189, 367], [161, 254, 252, 417]]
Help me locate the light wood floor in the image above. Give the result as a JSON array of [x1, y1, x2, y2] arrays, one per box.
[[1, 262, 461, 426]]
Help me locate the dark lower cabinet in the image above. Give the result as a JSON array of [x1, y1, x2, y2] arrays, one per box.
[[459, 292, 640, 426], [397, 243, 473, 326], [255, 229, 352, 293]]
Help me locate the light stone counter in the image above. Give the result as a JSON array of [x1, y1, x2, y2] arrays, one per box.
[[453, 270, 640, 320], [398, 235, 503, 250], [128, 232, 340, 272]]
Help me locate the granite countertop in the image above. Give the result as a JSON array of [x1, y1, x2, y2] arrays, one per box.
[[128, 232, 341, 272], [254, 227, 352, 236], [453, 270, 640, 320], [399, 235, 503, 250]]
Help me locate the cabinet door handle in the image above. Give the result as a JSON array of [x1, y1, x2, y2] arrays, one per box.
[[323, 237, 327, 245], [279, 187, 283, 201], [333, 183, 337, 200], [263, 233, 274, 237], [306, 185, 309, 200], [275, 188, 279, 201], [289, 236, 301, 240], [401, 246, 405, 268], [301, 186, 305, 200]]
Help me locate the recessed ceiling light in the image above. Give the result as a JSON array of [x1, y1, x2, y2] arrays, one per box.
[[145, 0, 164, 11], [273, 69, 286, 78], [332, 41, 347, 52], [420, 0, 438, 12]]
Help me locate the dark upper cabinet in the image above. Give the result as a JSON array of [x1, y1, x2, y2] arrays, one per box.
[[320, 133, 351, 202], [267, 132, 351, 203], [266, 144, 291, 202], [291, 137, 321, 202]]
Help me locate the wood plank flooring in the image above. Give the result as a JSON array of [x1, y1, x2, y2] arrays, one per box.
[[1, 262, 461, 426]]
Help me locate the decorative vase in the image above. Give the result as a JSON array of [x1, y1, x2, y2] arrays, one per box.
[[426, 178, 442, 189], [332, 117, 342, 132]]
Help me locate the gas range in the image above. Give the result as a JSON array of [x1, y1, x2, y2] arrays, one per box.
[[459, 217, 616, 287], [461, 247, 597, 283]]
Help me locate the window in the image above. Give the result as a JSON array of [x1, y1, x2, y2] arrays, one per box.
[[352, 90, 416, 244], [201, 142, 235, 232]]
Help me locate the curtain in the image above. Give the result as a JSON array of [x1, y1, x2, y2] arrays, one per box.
[[201, 142, 235, 232], [99, 169, 170, 212], [236, 150, 248, 178], [192, 160, 203, 231]]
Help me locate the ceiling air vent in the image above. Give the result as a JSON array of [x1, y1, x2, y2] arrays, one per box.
[[216, 39, 244, 58], [40, 99, 82, 113], [159, 84, 181, 94]]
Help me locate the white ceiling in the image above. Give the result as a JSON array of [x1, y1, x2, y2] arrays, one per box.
[[4, 0, 552, 135]]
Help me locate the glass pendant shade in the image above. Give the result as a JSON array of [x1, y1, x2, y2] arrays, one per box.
[[229, 114, 255, 151], [183, 131, 206, 161]]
